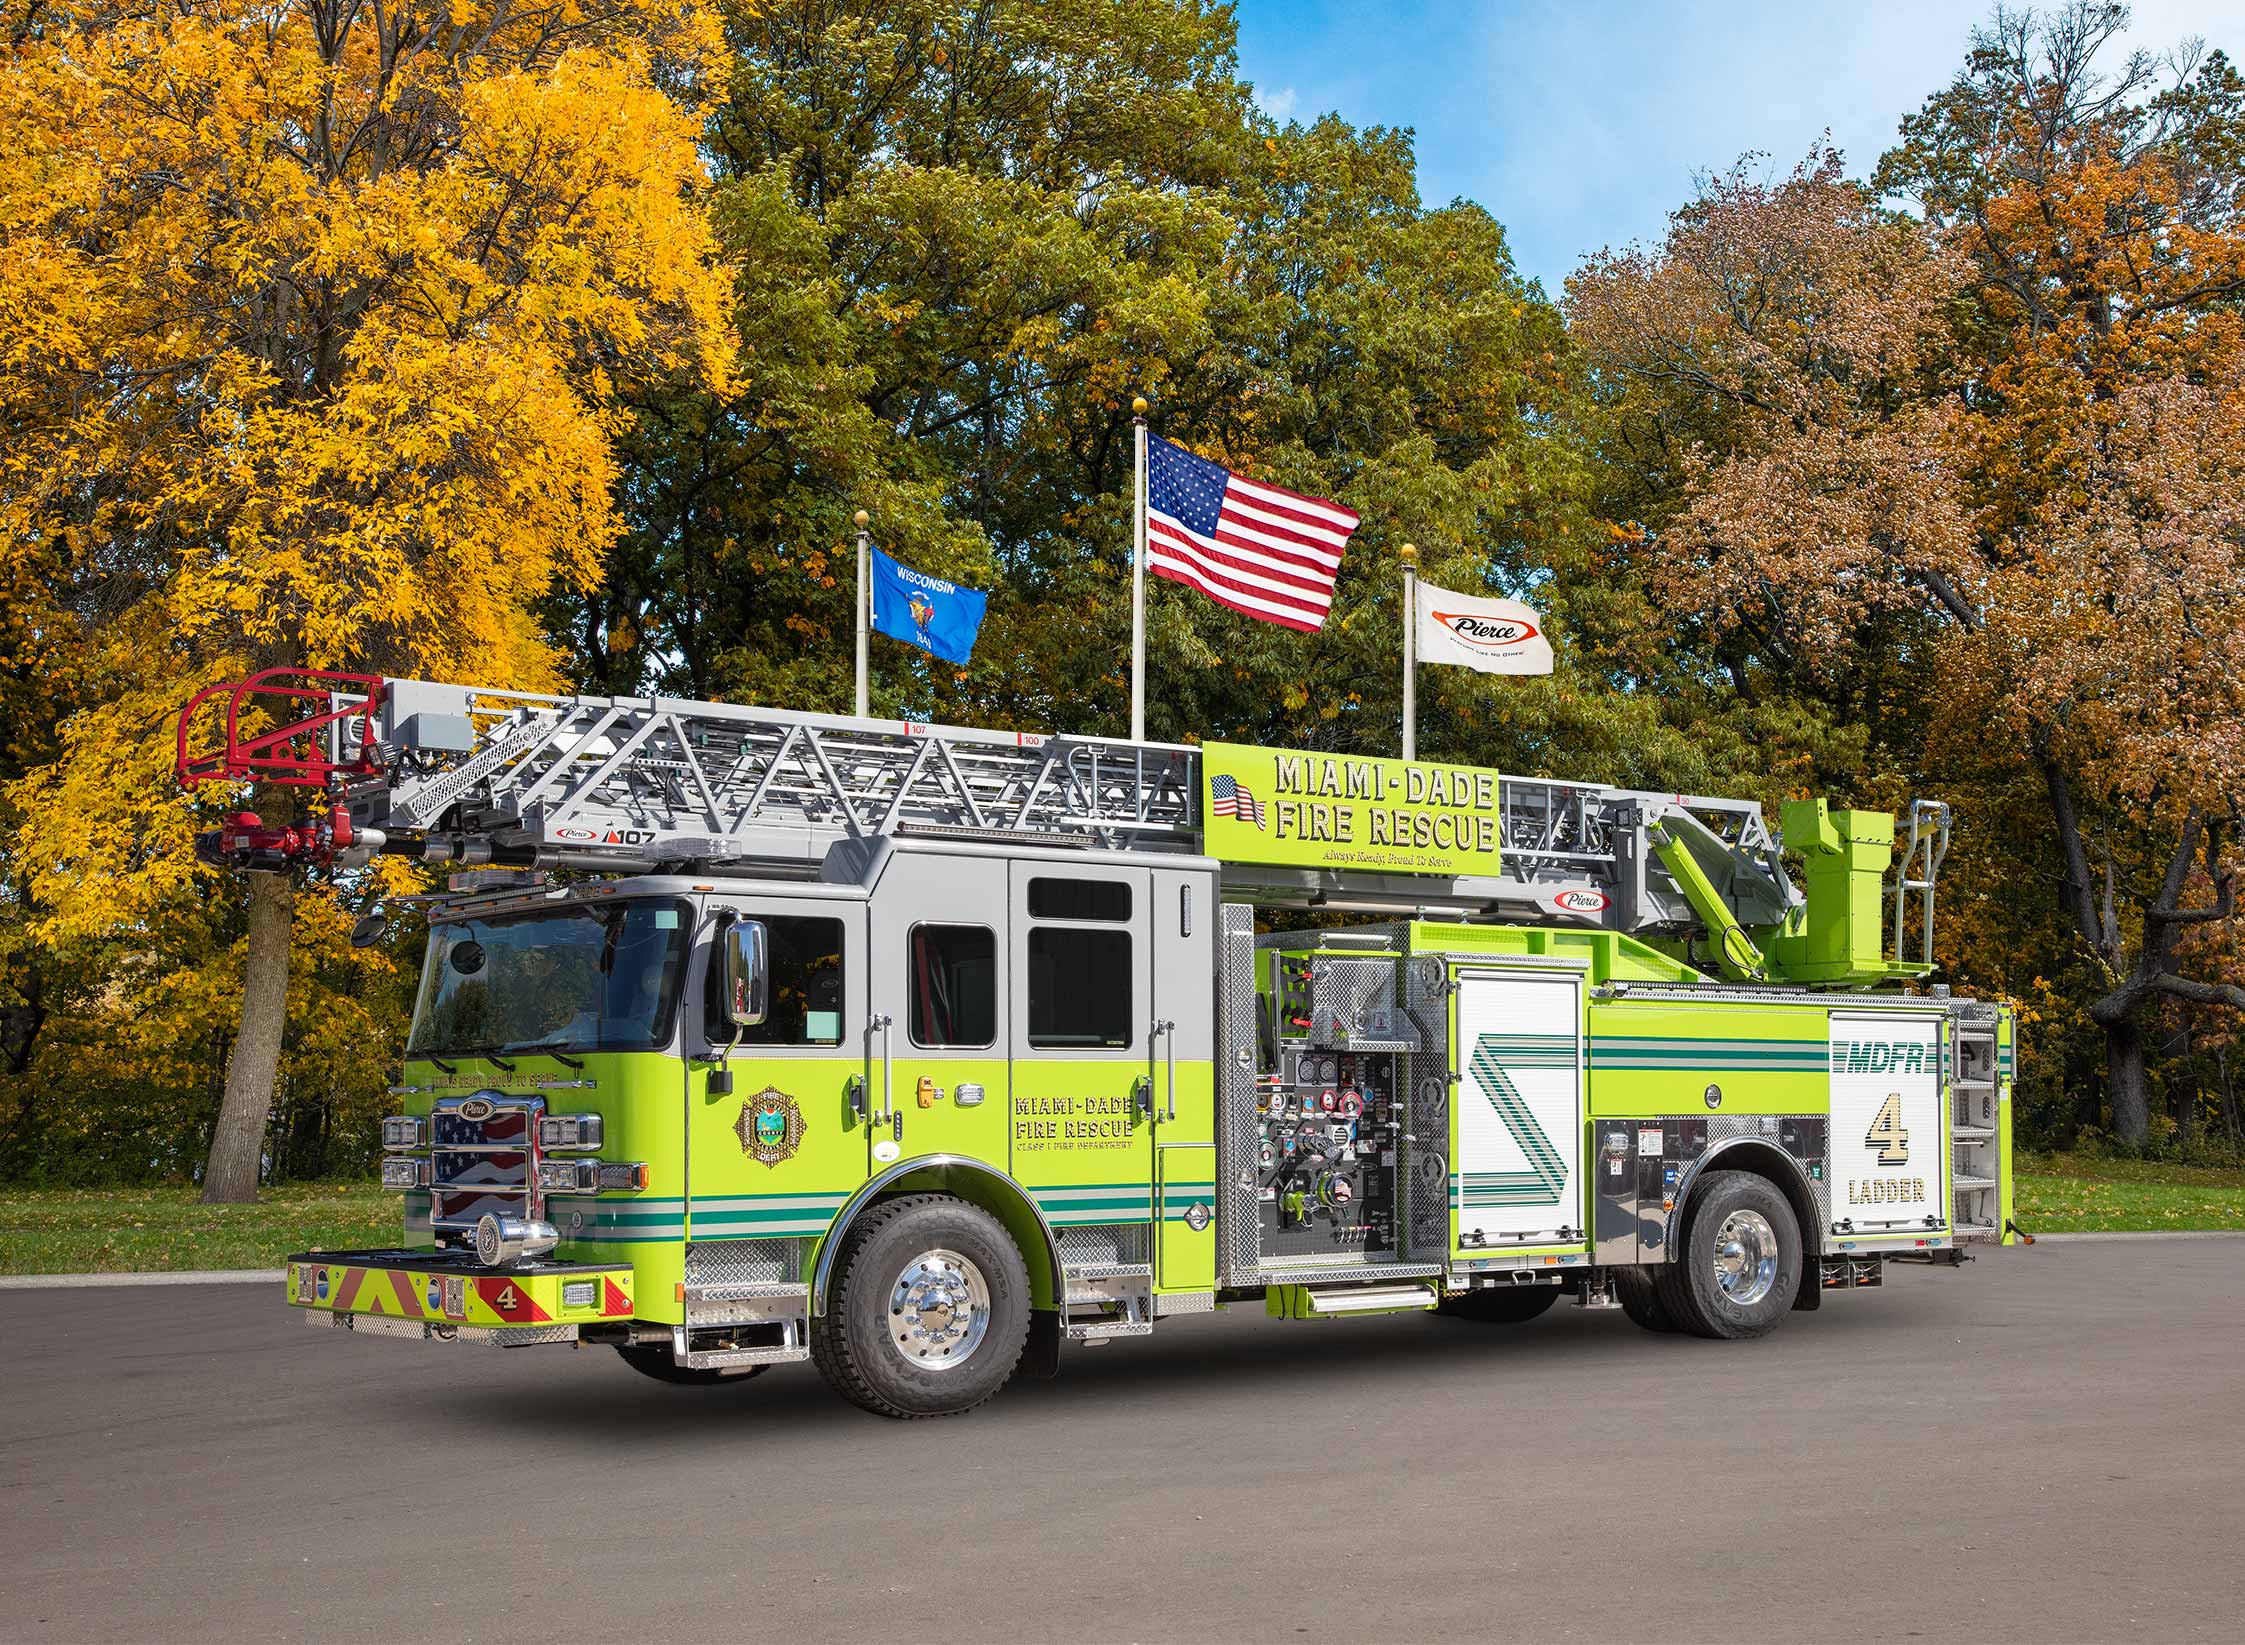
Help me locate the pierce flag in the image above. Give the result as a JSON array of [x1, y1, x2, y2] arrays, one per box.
[[1413, 579, 1553, 675]]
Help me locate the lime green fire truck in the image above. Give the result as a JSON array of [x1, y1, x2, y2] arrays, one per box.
[[178, 669, 2016, 1419]]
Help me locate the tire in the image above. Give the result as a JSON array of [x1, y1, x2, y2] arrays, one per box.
[[811, 1193, 1031, 1419], [1655, 1169, 1802, 1340], [1613, 1267, 1679, 1333], [1437, 1285, 1561, 1324], [614, 1343, 772, 1386]]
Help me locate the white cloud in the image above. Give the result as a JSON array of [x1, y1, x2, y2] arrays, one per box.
[[1262, 84, 1299, 122]]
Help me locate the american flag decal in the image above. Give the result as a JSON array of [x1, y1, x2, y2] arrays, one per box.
[[1210, 774, 1267, 828]]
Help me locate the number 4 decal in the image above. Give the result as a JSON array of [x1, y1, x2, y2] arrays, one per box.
[[495, 1284, 521, 1313], [1865, 1093, 1910, 1165]]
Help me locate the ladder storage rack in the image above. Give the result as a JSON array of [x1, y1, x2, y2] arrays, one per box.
[[174, 670, 1942, 956]]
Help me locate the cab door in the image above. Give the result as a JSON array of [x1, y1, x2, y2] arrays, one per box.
[[1151, 865, 1219, 1294], [1007, 863, 1158, 1248], [868, 851, 1012, 1174], [684, 894, 868, 1252]]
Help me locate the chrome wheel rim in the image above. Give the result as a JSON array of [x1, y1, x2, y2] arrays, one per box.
[[888, 1248, 991, 1369], [1711, 1209, 1779, 1307]]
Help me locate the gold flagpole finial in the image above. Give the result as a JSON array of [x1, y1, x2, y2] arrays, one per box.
[[1132, 396, 1148, 416], [853, 509, 869, 529], [1399, 541, 1417, 565]]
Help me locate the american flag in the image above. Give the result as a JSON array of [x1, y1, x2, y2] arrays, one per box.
[[1209, 773, 1266, 828], [1146, 434, 1359, 632]]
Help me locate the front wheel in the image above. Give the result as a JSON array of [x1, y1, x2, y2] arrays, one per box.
[[811, 1193, 1030, 1419], [1655, 1169, 1802, 1340]]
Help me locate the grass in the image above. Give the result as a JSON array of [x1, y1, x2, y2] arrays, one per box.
[[0, 1153, 2238, 1273], [2014, 1151, 2245, 1234], [0, 1183, 396, 1275]]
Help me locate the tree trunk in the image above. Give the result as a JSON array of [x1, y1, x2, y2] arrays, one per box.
[[201, 871, 295, 1203], [2105, 1017, 2148, 1147]]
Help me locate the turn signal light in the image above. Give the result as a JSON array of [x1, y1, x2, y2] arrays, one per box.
[[534, 1159, 649, 1193], [379, 1156, 429, 1190], [380, 1116, 426, 1150]]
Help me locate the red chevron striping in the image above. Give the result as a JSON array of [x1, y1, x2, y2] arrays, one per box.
[[332, 1268, 367, 1312], [389, 1270, 422, 1317], [603, 1278, 630, 1317], [475, 1276, 550, 1323]]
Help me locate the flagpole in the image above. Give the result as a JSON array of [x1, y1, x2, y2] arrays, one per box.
[[1130, 397, 1149, 743], [1400, 541, 1417, 761], [853, 509, 870, 719]]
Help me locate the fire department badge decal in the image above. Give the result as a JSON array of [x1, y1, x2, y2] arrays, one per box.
[[736, 1088, 805, 1167]]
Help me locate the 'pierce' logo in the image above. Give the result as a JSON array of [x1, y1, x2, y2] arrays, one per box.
[[1433, 611, 1541, 649]]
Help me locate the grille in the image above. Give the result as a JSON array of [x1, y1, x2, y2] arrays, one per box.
[[429, 1094, 546, 1237]]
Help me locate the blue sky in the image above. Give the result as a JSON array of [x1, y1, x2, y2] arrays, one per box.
[[1233, 0, 2236, 294]]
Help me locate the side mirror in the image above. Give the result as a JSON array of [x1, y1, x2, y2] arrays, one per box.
[[350, 910, 389, 948], [722, 919, 769, 1030]]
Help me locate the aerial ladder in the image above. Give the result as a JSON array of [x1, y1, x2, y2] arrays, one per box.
[[175, 667, 1949, 981]]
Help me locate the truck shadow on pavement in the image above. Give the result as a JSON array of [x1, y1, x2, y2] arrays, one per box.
[[436, 1296, 1920, 1440]]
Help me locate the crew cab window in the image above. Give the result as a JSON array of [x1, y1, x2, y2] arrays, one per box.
[[908, 925, 996, 1048], [707, 915, 845, 1047], [1027, 927, 1132, 1048], [1027, 877, 1131, 922]]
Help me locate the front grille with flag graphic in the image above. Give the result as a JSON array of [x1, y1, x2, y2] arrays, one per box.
[[1209, 773, 1266, 827], [1145, 433, 1358, 632], [428, 1093, 544, 1236]]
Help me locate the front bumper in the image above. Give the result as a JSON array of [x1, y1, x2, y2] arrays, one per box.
[[286, 1248, 636, 1346]]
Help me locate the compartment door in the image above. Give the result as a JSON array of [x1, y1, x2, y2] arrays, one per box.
[[1829, 1012, 1946, 1236], [1450, 968, 1585, 1250]]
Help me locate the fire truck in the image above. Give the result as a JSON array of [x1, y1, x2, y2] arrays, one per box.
[[178, 669, 2016, 1419]]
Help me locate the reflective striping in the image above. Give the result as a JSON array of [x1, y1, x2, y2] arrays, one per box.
[[1591, 1036, 1827, 1069], [1463, 1037, 1567, 1207]]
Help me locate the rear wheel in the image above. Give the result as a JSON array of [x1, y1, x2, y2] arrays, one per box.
[[1655, 1170, 1801, 1340], [1613, 1267, 1679, 1333], [1438, 1285, 1560, 1323], [811, 1193, 1030, 1419], [614, 1344, 771, 1386]]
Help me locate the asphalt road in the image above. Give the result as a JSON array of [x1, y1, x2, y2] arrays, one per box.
[[2, 1239, 2240, 1644]]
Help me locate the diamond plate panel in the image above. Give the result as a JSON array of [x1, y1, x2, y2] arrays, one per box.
[[1218, 901, 1263, 1284], [1308, 956, 1419, 1050], [1403, 954, 1451, 1259], [684, 1238, 801, 1286], [1057, 1225, 1148, 1268]]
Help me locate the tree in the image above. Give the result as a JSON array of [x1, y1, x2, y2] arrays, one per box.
[[1570, 4, 2245, 1144], [0, 0, 733, 1196]]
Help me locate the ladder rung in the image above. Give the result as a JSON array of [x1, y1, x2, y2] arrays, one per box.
[[1952, 1175, 1998, 1192], [1951, 1126, 1996, 1143]]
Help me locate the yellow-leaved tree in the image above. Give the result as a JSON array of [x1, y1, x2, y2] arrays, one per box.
[[0, 0, 733, 1198]]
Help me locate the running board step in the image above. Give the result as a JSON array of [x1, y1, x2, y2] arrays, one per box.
[[683, 1344, 811, 1369], [1300, 1283, 1440, 1316]]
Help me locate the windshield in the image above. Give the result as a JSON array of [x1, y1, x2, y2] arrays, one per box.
[[408, 899, 690, 1058]]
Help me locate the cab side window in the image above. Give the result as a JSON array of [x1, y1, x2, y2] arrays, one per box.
[[707, 915, 845, 1047], [1027, 927, 1132, 1048], [908, 924, 996, 1048]]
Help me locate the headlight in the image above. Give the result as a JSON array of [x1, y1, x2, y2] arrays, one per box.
[[536, 1114, 603, 1151], [474, 1214, 559, 1266], [380, 1116, 426, 1150], [379, 1156, 428, 1190]]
